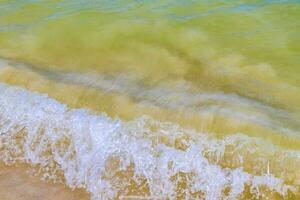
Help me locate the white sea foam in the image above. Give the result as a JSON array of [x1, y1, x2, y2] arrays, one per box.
[[0, 82, 299, 199]]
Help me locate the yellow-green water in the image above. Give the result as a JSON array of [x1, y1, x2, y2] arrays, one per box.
[[0, 1, 300, 199]]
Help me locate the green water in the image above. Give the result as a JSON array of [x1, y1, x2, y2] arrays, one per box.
[[0, 1, 300, 199]]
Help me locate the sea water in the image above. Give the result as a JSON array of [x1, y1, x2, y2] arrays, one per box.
[[0, 1, 300, 199]]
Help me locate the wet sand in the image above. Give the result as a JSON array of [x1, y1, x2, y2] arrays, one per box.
[[0, 163, 90, 200]]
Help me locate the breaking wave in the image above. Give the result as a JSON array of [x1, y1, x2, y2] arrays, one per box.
[[1, 83, 299, 199]]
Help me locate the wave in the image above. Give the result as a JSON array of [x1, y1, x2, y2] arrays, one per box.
[[1, 82, 299, 199], [1, 58, 300, 141]]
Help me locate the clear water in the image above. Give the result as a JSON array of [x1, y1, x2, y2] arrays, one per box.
[[0, 1, 300, 199]]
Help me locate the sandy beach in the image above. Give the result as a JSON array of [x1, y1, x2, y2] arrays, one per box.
[[0, 163, 89, 200]]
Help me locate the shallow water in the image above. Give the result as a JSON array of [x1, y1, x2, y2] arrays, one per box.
[[0, 1, 300, 199]]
